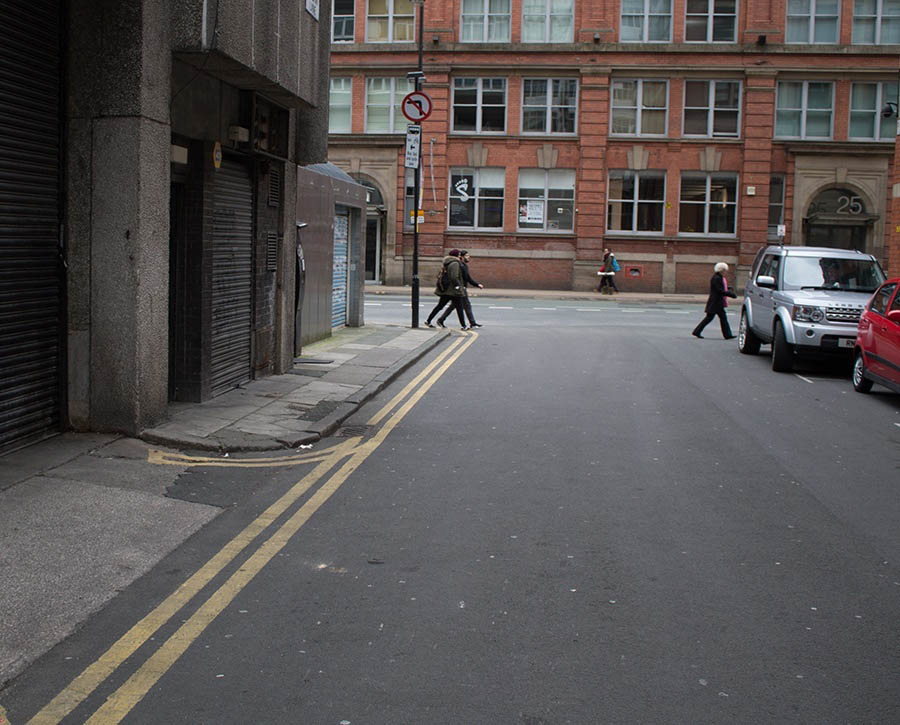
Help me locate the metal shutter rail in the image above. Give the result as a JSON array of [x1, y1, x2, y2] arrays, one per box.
[[0, 0, 62, 452], [332, 212, 349, 328], [210, 159, 253, 397]]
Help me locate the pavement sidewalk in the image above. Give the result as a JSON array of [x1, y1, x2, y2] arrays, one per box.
[[0, 323, 447, 689]]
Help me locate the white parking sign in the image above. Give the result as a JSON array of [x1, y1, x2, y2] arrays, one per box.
[[404, 125, 421, 169]]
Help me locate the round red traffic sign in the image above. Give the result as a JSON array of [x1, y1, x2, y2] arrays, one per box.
[[401, 91, 432, 122]]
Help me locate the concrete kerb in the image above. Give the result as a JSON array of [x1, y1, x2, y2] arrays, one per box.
[[138, 327, 451, 454]]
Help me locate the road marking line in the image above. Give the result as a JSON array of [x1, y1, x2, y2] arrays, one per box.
[[533, 307, 557, 310], [575, 308, 609, 312], [364, 302, 382, 306], [28, 437, 360, 725], [894, 423, 900, 428], [794, 374, 815, 384], [80, 333, 479, 724], [489, 306, 513, 309], [35, 334, 478, 725], [367, 334, 468, 426], [664, 310, 690, 314], [148, 448, 339, 468]]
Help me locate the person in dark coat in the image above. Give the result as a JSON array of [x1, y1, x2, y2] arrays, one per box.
[[459, 250, 484, 328], [692, 262, 737, 339], [425, 249, 468, 329]]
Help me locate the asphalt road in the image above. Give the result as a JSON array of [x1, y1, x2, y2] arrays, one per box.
[[4, 297, 900, 723]]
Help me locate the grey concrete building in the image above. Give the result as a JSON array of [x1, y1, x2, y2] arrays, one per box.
[[0, 0, 364, 454]]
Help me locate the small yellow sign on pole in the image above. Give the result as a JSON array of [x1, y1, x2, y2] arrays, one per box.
[[213, 141, 222, 169]]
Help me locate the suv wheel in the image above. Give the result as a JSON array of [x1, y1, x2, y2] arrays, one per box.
[[771, 321, 794, 372], [852, 351, 873, 393], [738, 310, 762, 355]]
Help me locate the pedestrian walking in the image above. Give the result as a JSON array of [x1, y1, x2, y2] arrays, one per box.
[[459, 250, 484, 328], [425, 249, 468, 329], [597, 248, 619, 294], [692, 262, 737, 339]]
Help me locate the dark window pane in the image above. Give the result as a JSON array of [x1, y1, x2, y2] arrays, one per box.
[[335, 0, 354, 13], [685, 81, 709, 107], [479, 198, 504, 227], [713, 110, 738, 134], [638, 174, 665, 200], [708, 203, 736, 233], [608, 201, 635, 230], [482, 88, 506, 105], [679, 203, 704, 232], [481, 106, 505, 131], [551, 107, 575, 132], [553, 79, 577, 105], [453, 107, 477, 131], [523, 109, 547, 132], [685, 16, 708, 39], [450, 199, 475, 226], [712, 15, 734, 39], [523, 80, 547, 104], [637, 201, 664, 231], [684, 109, 709, 134], [680, 177, 707, 201], [714, 82, 739, 107]]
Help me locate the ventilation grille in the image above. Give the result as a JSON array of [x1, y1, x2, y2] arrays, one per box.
[[268, 166, 281, 207], [266, 232, 279, 272]]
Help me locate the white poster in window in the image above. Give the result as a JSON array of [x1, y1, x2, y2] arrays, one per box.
[[306, 0, 319, 20], [520, 200, 543, 223]]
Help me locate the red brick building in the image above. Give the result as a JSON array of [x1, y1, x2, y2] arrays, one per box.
[[328, 0, 900, 292]]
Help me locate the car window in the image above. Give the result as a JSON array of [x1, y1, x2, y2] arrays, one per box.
[[782, 256, 885, 292], [890, 285, 900, 313], [768, 255, 781, 285], [870, 283, 896, 315], [751, 248, 766, 276], [757, 254, 776, 279]]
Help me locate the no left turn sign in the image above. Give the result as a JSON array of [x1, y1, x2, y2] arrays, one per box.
[[402, 91, 432, 122]]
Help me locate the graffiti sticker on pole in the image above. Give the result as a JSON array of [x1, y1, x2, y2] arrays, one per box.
[[401, 91, 432, 122]]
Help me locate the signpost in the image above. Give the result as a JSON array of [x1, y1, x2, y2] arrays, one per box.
[[401, 88, 432, 328]]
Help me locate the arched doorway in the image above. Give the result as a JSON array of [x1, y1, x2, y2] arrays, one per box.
[[803, 186, 877, 252], [351, 175, 386, 283]]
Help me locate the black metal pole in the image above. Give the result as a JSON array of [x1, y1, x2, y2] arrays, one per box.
[[411, 1, 424, 328]]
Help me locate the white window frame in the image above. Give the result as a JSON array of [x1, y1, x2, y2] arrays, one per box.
[[850, 81, 899, 140], [451, 78, 508, 133], [365, 0, 414, 42], [606, 170, 666, 235], [678, 172, 739, 237], [364, 77, 413, 133], [682, 80, 741, 137], [522, 0, 575, 42], [517, 169, 576, 232], [448, 167, 506, 230], [332, 0, 355, 42], [685, 0, 737, 42], [621, 0, 673, 42], [786, 0, 840, 43], [610, 79, 669, 137], [521, 78, 578, 135], [329, 77, 353, 133], [461, 0, 511, 41], [775, 81, 834, 139], [852, 0, 900, 43]]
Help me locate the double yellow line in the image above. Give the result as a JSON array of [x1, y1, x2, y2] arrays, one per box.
[[28, 331, 477, 724]]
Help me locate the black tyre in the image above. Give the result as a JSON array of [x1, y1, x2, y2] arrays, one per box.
[[771, 321, 793, 372], [852, 351, 873, 393], [738, 309, 762, 355]]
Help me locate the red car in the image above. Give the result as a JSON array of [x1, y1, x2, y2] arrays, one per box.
[[853, 277, 900, 394]]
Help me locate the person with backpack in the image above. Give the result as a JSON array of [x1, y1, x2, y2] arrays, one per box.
[[459, 250, 484, 328], [425, 249, 468, 329], [597, 248, 620, 294]]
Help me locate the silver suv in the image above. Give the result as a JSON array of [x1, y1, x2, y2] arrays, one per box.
[[738, 245, 885, 372]]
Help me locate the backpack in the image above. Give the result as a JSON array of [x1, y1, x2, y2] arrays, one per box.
[[436, 265, 451, 293], [611, 256, 621, 272]]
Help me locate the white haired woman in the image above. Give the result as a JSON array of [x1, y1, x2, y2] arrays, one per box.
[[692, 262, 737, 339]]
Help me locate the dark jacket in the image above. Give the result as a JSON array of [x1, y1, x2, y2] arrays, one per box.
[[460, 261, 480, 293], [434, 255, 464, 297], [705, 272, 736, 313]]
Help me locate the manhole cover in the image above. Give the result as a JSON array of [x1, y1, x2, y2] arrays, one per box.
[[337, 425, 372, 437]]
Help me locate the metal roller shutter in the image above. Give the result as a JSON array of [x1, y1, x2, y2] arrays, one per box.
[[0, 0, 62, 453], [332, 210, 349, 328], [210, 159, 253, 397]]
